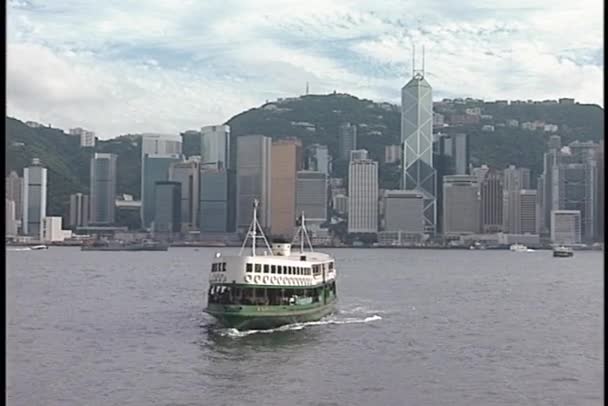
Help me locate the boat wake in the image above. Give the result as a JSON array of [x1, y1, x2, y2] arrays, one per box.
[[6, 247, 32, 252], [213, 314, 382, 337]]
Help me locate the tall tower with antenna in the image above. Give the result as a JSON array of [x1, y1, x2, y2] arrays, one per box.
[[400, 44, 436, 234], [306, 82, 309, 95]]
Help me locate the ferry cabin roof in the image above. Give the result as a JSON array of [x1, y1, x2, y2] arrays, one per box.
[[208, 253, 336, 287]]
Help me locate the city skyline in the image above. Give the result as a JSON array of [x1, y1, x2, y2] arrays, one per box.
[[6, 0, 603, 138]]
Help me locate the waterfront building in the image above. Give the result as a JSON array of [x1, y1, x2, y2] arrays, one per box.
[[22, 158, 47, 238], [296, 170, 328, 227], [338, 123, 357, 160], [348, 156, 378, 233], [90, 153, 117, 225], [382, 190, 424, 234], [271, 139, 302, 237], [69, 193, 90, 228], [236, 135, 272, 231], [201, 125, 231, 170], [141, 133, 182, 229], [41, 216, 64, 242], [550, 210, 581, 244], [169, 160, 200, 231], [442, 175, 480, 235], [153, 181, 181, 233], [401, 65, 436, 233]]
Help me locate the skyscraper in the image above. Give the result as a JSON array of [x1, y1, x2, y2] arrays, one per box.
[[6, 199, 18, 238], [480, 169, 503, 233], [236, 135, 272, 231], [90, 153, 117, 225], [338, 123, 357, 160], [519, 190, 538, 234], [200, 169, 236, 233], [503, 165, 531, 233], [434, 133, 470, 234], [270, 139, 302, 237], [5, 170, 23, 222], [69, 193, 90, 228], [169, 160, 200, 231], [153, 181, 181, 233], [141, 133, 182, 229], [348, 155, 378, 233], [442, 175, 480, 235], [201, 125, 231, 170], [22, 158, 47, 238], [596, 142, 604, 241], [401, 64, 436, 233], [503, 165, 530, 191], [307, 144, 331, 175], [296, 171, 328, 226]]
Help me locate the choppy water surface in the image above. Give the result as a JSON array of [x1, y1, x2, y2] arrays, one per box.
[[6, 248, 604, 405]]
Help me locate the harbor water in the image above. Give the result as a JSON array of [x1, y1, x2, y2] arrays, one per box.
[[6, 247, 603, 405]]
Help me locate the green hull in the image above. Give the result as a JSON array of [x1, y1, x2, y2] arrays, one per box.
[[205, 298, 337, 330]]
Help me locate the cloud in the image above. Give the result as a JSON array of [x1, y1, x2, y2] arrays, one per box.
[[6, 0, 604, 138]]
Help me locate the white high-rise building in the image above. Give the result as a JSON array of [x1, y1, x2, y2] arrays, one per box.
[[401, 56, 436, 233], [69, 127, 96, 147], [348, 156, 378, 233], [22, 158, 47, 238]]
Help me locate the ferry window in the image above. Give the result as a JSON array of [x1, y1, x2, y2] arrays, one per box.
[[246, 263, 253, 272], [277, 266, 282, 275], [264, 265, 270, 273], [297, 268, 301, 275], [329, 262, 334, 270], [287, 267, 291, 275], [255, 264, 261, 273], [271, 265, 276, 274], [222, 262, 226, 272]]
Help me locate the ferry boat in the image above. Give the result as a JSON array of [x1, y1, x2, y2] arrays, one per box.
[[509, 243, 529, 252], [30, 245, 49, 250], [553, 246, 574, 257], [204, 200, 337, 330]]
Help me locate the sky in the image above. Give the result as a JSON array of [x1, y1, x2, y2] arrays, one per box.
[[7, 0, 604, 139]]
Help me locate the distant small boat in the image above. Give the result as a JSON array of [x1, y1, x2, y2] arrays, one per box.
[[553, 246, 574, 257], [30, 245, 48, 250], [509, 243, 528, 252]]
